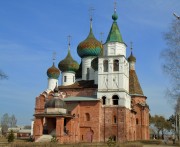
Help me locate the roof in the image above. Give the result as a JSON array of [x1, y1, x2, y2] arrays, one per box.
[[59, 80, 97, 89], [106, 12, 123, 43], [47, 62, 60, 79], [58, 49, 79, 72], [128, 52, 136, 62], [129, 70, 144, 96], [63, 96, 99, 102], [77, 23, 102, 58]]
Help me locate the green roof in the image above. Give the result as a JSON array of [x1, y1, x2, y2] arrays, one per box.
[[106, 12, 123, 43], [63, 96, 99, 102], [77, 23, 102, 58], [58, 49, 79, 72]]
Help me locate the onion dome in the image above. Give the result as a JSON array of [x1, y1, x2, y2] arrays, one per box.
[[77, 19, 103, 58], [58, 48, 79, 73], [128, 52, 136, 62], [106, 11, 123, 43], [75, 61, 82, 78], [91, 57, 98, 71], [47, 62, 60, 79], [45, 86, 67, 109]]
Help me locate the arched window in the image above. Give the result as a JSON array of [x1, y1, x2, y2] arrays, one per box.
[[103, 60, 108, 72], [113, 59, 119, 71], [112, 95, 119, 105], [102, 96, 106, 105], [85, 113, 90, 121]]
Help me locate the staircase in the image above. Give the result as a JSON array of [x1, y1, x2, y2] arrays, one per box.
[[35, 135, 52, 142]]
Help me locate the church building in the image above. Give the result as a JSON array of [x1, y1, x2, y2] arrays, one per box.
[[33, 7, 150, 143]]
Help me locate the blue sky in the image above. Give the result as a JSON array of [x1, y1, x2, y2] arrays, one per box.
[[0, 0, 179, 125]]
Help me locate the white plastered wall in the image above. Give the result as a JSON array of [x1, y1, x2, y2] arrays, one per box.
[[82, 56, 96, 81], [61, 72, 75, 86], [47, 78, 58, 91]]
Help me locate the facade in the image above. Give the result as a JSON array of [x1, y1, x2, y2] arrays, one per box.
[[33, 9, 149, 143]]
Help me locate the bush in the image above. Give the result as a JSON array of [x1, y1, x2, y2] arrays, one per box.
[[107, 137, 116, 147], [7, 130, 15, 143], [51, 135, 58, 143]]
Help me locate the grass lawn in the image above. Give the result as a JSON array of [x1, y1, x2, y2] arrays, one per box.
[[0, 138, 179, 147]]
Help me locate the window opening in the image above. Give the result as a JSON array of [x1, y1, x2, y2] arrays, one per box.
[[112, 95, 119, 105], [113, 60, 119, 71], [85, 113, 90, 121], [87, 68, 90, 80], [64, 76, 67, 82], [103, 60, 108, 72], [102, 96, 106, 105], [113, 116, 117, 123]]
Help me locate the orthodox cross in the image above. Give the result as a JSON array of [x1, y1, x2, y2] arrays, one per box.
[[130, 42, 133, 51], [114, 0, 117, 12], [89, 6, 95, 21], [52, 52, 56, 62], [67, 35, 72, 46], [100, 32, 104, 43]]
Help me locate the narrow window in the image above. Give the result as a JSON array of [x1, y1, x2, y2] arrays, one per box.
[[103, 60, 108, 72], [113, 59, 119, 71], [136, 118, 139, 124], [112, 135, 116, 141], [112, 95, 119, 105], [113, 116, 117, 123], [82, 135, 83, 140], [102, 96, 106, 105], [86, 68, 90, 80], [85, 113, 90, 121], [64, 76, 67, 82]]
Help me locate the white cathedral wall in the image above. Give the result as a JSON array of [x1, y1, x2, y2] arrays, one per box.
[[61, 72, 75, 86], [103, 42, 126, 57], [94, 70, 98, 84], [82, 57, 95, 80], [98, 56, 129, 92], [98, 74, 128, 92], [47, 78, 58, 91], [97, 91, 131, 109]]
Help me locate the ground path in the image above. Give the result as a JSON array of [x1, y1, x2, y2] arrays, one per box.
[[144, 145, 178, 147]]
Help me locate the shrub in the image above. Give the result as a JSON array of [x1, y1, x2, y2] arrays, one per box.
[[51, 135, 58, 143], [7, 130, 15, 143], [107, 137, 116, 147]]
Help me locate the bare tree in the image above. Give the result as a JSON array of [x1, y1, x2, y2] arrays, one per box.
[[1, 113, 9, 135], [0, 69, 8, 80], [9, 115, 17, 128], [0, 113, 17, 135], [161, 19, 180, 112]]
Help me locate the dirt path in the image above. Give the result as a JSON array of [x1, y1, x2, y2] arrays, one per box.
[[143, 145, 177, 147]]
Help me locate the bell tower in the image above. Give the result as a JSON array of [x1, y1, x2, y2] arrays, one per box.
[[97, 7, 130, 109]]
